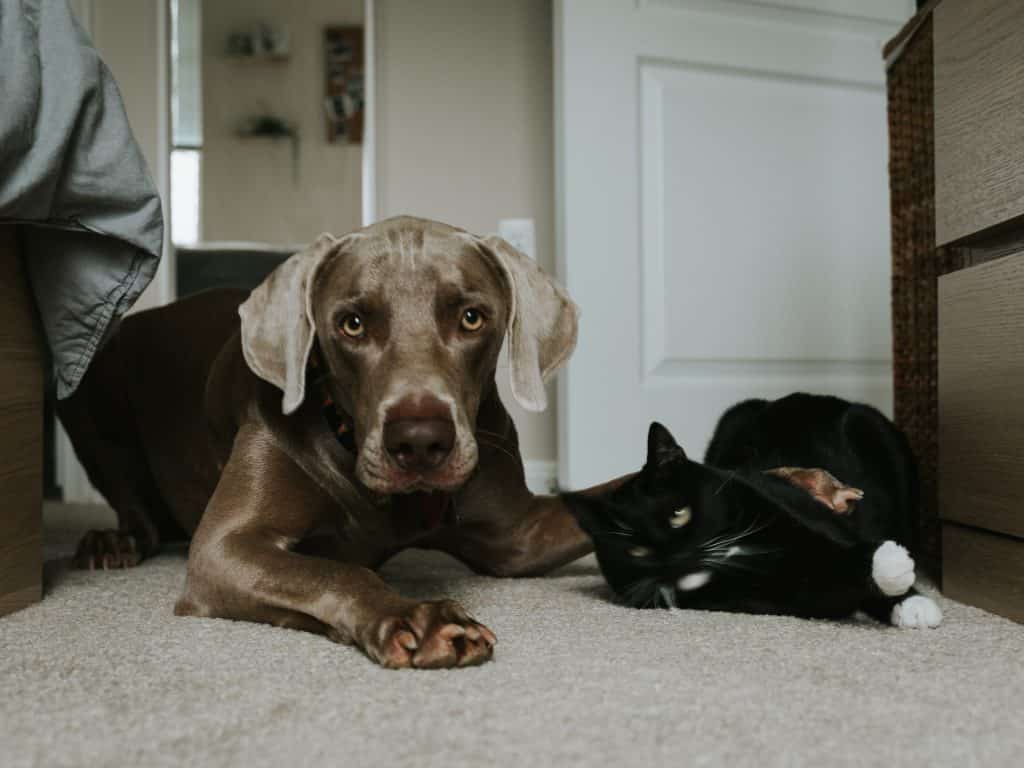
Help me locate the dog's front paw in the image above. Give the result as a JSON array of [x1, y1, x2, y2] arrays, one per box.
[[891, 595, 943, 629], [872, 540, 916, 596], [73, 529, 142, 570], [363, 600, 496, 669]]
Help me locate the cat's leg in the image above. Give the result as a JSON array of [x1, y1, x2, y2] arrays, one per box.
[[798, 539, 915, 622], [861, 589, 943, 629], [889, 592, 943, 628], [870, 540, 916, 596], [797, 537, 941, 627], [764, 467, 864, 513], [860, 541, 942, 628]]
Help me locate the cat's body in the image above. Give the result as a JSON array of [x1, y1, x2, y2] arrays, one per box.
[[565, 394, 942, 628]]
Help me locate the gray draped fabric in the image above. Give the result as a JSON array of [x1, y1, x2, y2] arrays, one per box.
[[0, 0, 163, 397]]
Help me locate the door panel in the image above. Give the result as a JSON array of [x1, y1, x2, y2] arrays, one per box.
[[555, 0, 913, 488]]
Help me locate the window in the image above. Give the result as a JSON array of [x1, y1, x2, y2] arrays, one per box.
[[170, 0, 202, 245]]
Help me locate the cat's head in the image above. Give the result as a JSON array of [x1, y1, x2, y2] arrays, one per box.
[[565, 422, 771, 608]]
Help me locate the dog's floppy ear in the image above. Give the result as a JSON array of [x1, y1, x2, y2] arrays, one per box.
[[476, 234, 579, 412], [238, 232, 350, 414]]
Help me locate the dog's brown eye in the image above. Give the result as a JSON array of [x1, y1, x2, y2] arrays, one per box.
[[339, 314, 365, 338], [460, 308, 484, 332]]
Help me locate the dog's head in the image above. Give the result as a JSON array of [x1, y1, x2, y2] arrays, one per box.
[[238, 216, 578, 494]]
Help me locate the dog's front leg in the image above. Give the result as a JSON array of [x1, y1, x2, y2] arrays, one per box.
[[445, 465, 635, 577], [477, 495, 595, 577], [176, 425, 495, 668]]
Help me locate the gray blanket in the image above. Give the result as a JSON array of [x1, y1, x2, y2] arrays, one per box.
[[0, 0, 163, 398]]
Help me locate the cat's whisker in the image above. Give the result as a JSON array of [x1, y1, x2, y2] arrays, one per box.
[[596, 530, 634, 539], [658, 584, 678, 609], [699, 554, 771, 574], [474, 436, 519, 464], [702, 545, 782, 560], [705, 535, 773, 553], [622, 576, 661, 609], [474, 428, 512, 442], [713, 470, 738, 496], [724, 517, 775, 545], [700, 521, 771, 553], [610, 521, 635, 535], [701, 514, 769, 549], [701, 530, 740, 550], [620, 578, 651, 608]]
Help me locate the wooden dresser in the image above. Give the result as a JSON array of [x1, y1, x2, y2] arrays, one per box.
[[932, 0, 1024, 622], [0, 224, 44, 617]]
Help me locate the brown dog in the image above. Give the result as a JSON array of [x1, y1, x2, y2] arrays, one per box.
[[58, 216, 601, 669]]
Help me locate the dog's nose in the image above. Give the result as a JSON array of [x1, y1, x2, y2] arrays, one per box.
[[383, 396, 455, 472]]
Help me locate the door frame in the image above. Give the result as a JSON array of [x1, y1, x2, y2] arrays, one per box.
[[362, 0, 377, 225]]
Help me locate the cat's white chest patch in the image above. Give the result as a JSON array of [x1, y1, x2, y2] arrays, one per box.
[[677, 571, 712, 591]]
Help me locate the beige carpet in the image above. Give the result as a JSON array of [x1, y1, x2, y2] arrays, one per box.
[[1, 503, 1022, 768]]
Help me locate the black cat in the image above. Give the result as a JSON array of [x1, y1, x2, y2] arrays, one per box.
[[564, 394, 942, 628]]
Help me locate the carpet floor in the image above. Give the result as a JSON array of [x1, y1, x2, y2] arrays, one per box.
[[1, 503, 1022, 768]]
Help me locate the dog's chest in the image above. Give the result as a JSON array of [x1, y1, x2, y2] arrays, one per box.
[[388, 491, 458, 543]]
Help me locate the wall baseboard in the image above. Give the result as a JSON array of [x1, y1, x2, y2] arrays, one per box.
[[523, 460, 558, 495], [62, 445, 559, 502]]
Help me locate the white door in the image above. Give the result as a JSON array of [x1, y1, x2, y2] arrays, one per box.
[[555, 0, 915, 489]]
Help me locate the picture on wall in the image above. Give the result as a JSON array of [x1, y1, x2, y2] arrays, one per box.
[[323, 26, 365, 144]]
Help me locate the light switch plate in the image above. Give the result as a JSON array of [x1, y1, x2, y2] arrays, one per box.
[[498, 218, 536, 260]]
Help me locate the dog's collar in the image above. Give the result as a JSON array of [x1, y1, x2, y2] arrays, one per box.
[[307, 348, 357, 454]]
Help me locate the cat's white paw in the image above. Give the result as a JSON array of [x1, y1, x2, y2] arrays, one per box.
[[891, 595, 943, 629], [872, 541, 916, 596]]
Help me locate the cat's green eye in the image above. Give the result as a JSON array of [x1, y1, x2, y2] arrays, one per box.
[[628, 545, 651, 558], [669, 507, 692, 528]]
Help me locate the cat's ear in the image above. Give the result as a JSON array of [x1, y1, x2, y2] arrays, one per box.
[[647, 422, 686, 466]]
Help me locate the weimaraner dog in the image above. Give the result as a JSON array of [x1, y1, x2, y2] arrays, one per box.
[[59, 216, 610, 669]]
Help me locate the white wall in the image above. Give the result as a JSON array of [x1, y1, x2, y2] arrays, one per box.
[[376, 0, 557, 467], [201, 0, 364, 245], [71, 0, 171, 312], [61, 1, 169, 503], [68, 0, 558, 478]]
